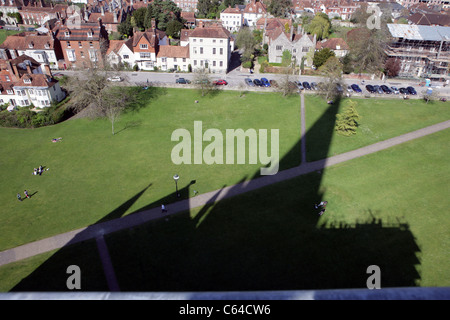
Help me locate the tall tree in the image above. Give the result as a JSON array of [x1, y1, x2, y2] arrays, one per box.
[[317, 56, 344, 101], [268, 0, 292, 18], [384, 57, 401, 77], [313, 48, 335, 68], [305, 12, 331, 41], [235, 27, 258, 64]]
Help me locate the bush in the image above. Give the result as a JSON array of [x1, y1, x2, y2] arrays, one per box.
[[242, 60, 253, 69]]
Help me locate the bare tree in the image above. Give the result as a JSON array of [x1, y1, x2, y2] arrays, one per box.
[[192, 67, 214, 97], [317, 56, 344, 102], [65, 68, 137, 134]]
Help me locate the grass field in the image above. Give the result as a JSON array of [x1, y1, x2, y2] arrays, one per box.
[[0, 29, 22, 44], [0, 88, 449, 291]]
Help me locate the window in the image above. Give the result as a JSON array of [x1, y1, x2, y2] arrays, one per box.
[[276, 46, 282, 51], [140, 52, 151, 58], [162, 57, 167, 63], [29, 89, 34, 95], [24, 99, 29, 106], [7, 90, 13, 95], [5, 75, 10, 82], [80, 51, 84, 57], [213, 60, 216, 66], [183, 58, 186, 62], [220, 48, 223, 55], [302, 47, 309, 52], [64, 31, 70, 37], [123, 55, 129, 59], [220, 61, 223, 67], [78, 41, 82, 48], [67, 41, 71, 48], [213, 48, 216, 54], [200, 47, 203, 54], [173, 58, 177, 62], [89, 42, 93, 48], [140, 44, 148, 49], [87, 31, 93, 37], [24, 78, 31, 84], [194, 60, 197, 66]]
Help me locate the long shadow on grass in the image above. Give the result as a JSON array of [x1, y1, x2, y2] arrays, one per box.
[[11, 93, 421, 292]]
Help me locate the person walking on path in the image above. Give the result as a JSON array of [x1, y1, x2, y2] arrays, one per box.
[[17, 193, 22, 202], [161, 204, 167, 213], [24, 190, 30, 199]]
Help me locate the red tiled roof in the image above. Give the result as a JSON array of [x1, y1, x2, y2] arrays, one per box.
[[157, 45, 189, 58]]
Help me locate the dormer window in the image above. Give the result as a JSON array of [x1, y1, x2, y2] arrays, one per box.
[[24, 78, 32, 84], [87, 31, 93, 37], [65, 31, 70, 37], [7, 89, 13, 95], [44, 43, 50, 49], [28, 42, 34, 48]]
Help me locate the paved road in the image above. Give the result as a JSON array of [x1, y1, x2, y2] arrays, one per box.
[[56, 69, 450, 98], [1, 119, 449, 267]]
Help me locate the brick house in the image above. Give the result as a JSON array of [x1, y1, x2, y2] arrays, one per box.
[[56, 20, 109, 69], [132, 26, 168, 70]]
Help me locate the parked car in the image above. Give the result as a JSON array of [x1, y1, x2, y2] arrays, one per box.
[[351, 84, 362, 93], [107, 76, 123, 82], [366, 85, 376, 93], [245, 78, 254, 86], [407, 86, 417, 95], [261, 78, 271, 87], [294, 81, 304, 90], [288, 81, 298, 90], [176, 78, 190, 84], [373, 85, 383, 94], [390, 86, 400, 94], [336, 83, 343, 93], [399, 87, 409, 94], [269, 79, 278, 87], [347, 85, 353, 93], [303, 82, 311, 90], [213, 79, 228, 85], [310, 82, 318, 90], [195, 79, 210, 84], [381, 85, 392, 94], [253, 79, 263, 86]]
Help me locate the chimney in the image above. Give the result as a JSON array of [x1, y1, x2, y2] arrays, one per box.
[[151, 19, 156, 29], [114, 10, 117, 23], [101, 6, 104, 16], [44, 64, 52, 77], [198, 20, 204, 28], [26, 64, 32, 75], [12, 64, 20, 79], [290, 25, 293, 41]]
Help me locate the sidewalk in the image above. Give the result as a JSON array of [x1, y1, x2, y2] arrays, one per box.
[[0, 120, 449, 267]]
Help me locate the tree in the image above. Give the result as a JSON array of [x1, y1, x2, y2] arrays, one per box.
[[341, 54, 353, 74], [197, 0, 221, 18], [384, 57, 401, 77], [236, 27, 258, 65], [422, 88, 439, 104], [281, 49, 293, 67], [335, 100, 360, 136], [347, 27, 389, 74], [317, 56, 344, 101], [165, 19, 184, 38], [305, 13, 331, 41], [118, 15, 133, 37], [193, 68, 214, 97], [268, 0, 292, 18], [132, 7, 148, 31], [65, 69, 137, 135], [313, 48, 335, 68]]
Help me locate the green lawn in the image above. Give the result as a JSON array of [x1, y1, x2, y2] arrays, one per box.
[[0, 88, 449, 291], [0, 29, 22, 44], [1, 128, 448, 291]]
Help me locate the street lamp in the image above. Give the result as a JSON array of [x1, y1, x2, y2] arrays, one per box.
[[173, 174, 180, 198]]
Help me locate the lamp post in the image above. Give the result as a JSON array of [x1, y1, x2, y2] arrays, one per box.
[[173, 174, 180, 198]]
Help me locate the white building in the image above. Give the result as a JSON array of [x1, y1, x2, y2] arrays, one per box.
[[0, 56, 65, 109], [243, 0, 267, 27], [220, 6, 243, 32], [156, 45, 190, 71], [188, 21, 234, 73]]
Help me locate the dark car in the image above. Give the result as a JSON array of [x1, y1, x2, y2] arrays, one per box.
[[373, 85, 383, 94], [294, 81, 304, 90], [336, 83, 343, 93], [253, 79, 263, 86], [302, 82, 311, 90], [176, 78, 190, 84], [269, 79, 278, 87], [351, 84, 362, 93], [213, 79, 228, 85], [407, 86, 417, 95], [381, 85, 392, 94], [245, 78, 254, 86], [261, 78, 271, 87], [366, 85, 376, 93], [310, 82, 318, 90], [399, 87, 409, 94]]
